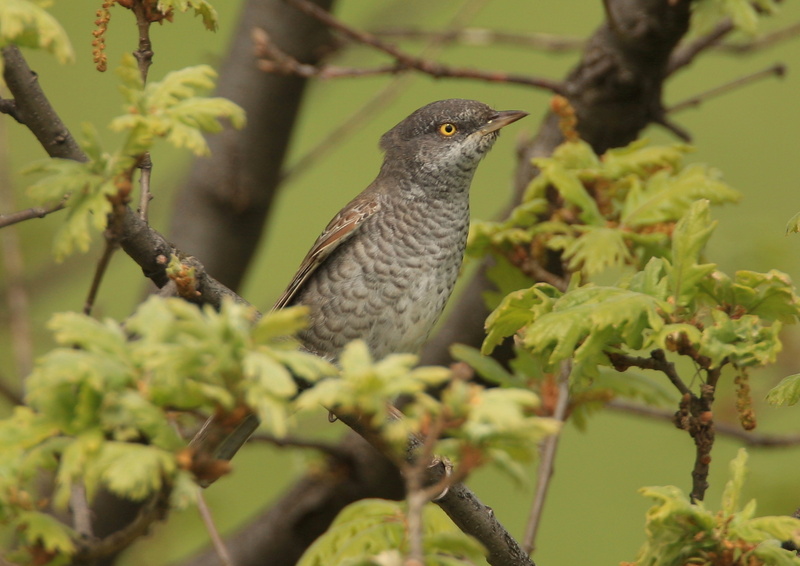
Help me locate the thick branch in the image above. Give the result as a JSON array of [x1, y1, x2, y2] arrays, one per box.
[[1, 46, 86, 161]]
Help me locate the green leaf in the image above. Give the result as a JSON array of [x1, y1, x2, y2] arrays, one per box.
[[483, 284, 562, 355], [449, 344, 515, 387], [95, 442, 176, 500], [786, 211, 800, 235], [297, 499, 485, 566], [621, 164, 740, 228], [251, 306, 309, 343], [480, 254, 535, 310], [720, 448, 747, 516], [765, 373, 800, 406], [536, 160, 604, 225], [156, 0, 219, 31], [25, 158, 117, 260], [521, 286, 669, 374], [601, 139, 689, 178], [698, 310, 782, 369], [295, 341, 449, 428], [668, 199, 717, 306], [14, 511, 76, 554], [0, 0, 74, 68], [559, 225, 632, 276], [111, 54, 245, 156]]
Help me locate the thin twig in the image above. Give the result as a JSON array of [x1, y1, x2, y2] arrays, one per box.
[[668, 63, 787, 113], [131, 0, 155, 83], [0, 96, 22, 123], [522, 360, 571, 555], [283, 0, 565, 93], [403, 415, 445, 564], [196, 488, 235, 566], [608, 399, 800, 447], [608, 350, 692, 396], [668, 19, 734, 74], [0, 197, 67, 229], [70, 484, 94, 538], [718, 21, 800, 53], [371, 27, 584, 52], [249, 433, 354, 462], [279, 0, 489, 183], [83, 239, 120, 316]]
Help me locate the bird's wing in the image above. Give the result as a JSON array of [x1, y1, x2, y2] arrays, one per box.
[[272, 197, 382, 310]]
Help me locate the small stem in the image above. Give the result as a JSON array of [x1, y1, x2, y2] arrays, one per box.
[[609, 399, 800, 447], [668, 63, 786, 113], [522, 360, 571, 555], [196, 488, 234, 566], [138, 153, 153, 221], [131, 0, 154, 83], [83, 239, 119, 316], [668, 19, 734, 74], [70, 483, 93, 538], [0, 198, 67, 229], [608, 350, 692, 396], [282, 0, 565, 93]]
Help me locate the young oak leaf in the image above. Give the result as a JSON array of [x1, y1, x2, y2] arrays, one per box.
[[668, 199, 717, 307], [156, 0, 219, 31], [111, 54, 245, 156], [0, 0, 74, 67], [521, 285, 669, 372]]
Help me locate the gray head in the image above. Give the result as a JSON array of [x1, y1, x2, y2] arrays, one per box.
[[377, 99, 527, 190]]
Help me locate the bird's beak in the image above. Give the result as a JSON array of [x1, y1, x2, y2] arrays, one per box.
[[479, 109, 529, 135]]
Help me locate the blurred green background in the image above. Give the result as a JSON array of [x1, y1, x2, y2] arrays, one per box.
[[2, 1, 800, 565]]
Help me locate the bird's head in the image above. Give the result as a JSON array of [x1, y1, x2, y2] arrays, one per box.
[[378, 99, 528, 188]]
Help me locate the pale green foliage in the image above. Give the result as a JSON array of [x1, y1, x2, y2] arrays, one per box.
[[157, 0, 219, 31], [0, 297, 331, 558], [477, 135, 800, 391], [25, 56, 245, 261], [786, 211, 800, 235], [469, 139, 739, 279], [765, 373, 800, 406], [111, 53, 245, 156], [0, 0, 74, 75], [25, 125, 125, 260], [295, 340, 450, 429], [435, 382, 559, 482], [628, 449, 800, 566], [13, 511, 76, 555], [692, 0, 779, 36], [297, 499, 485, 566]]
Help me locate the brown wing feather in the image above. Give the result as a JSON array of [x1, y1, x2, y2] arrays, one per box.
[[272, 198, 381, 310]]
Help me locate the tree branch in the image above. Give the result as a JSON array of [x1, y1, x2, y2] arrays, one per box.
[[281, 0, 565, 93], [369, 27, 585, 52], [608, 399, 800, 447], [667, 63, 786, 113]]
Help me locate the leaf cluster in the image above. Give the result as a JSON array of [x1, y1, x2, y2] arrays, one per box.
[[473, 138, 800, 410], [0, 0, 74, 76], [23, 51, 244, 260], [0, 297, 332, 561], [297, 499, 486, 566], [626, 449, 800, 566]]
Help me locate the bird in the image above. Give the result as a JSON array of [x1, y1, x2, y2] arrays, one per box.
[[274, 98, 528, 360], [194, 99, 527, 473]]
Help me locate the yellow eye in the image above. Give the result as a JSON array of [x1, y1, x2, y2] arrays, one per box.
[[438, 123, 457, 136]]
